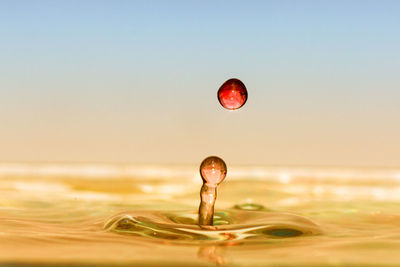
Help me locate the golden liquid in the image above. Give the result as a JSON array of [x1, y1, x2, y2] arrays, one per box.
[[1, 163, 399, 266]]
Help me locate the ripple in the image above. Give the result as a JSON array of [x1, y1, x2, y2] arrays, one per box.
[[233, 203, 267, 211], [104, 209, 321, 244]]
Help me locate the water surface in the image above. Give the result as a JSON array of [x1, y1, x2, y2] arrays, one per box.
[[1, 163, 400, 266]]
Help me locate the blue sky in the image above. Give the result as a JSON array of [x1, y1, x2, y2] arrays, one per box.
[[1, 0, 400, 166]]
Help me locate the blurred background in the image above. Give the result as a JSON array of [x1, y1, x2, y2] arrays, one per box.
[[1, 0, 399, 167]]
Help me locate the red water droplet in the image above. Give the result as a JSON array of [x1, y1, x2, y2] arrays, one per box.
[[217, 78, 248, 110]]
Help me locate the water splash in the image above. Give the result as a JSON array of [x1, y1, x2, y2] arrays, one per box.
[[104, 209, 321, 245], [198, 156, 227, 226]]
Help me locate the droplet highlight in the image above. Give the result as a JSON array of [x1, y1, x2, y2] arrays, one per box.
[[217, 78, 248, 110]]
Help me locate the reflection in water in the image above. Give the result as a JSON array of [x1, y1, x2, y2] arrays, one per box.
[[198, 246, 227, 265]]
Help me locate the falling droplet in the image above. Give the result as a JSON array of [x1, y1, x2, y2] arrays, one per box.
[[198, 156, 227, 226], [217, 78, 248, 110]]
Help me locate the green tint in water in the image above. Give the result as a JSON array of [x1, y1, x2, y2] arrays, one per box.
[[263, 228, 303, 238]]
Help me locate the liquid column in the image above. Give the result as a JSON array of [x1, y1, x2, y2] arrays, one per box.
[[198, 156, 227, 226]]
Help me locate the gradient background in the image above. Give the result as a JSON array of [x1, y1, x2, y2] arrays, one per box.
[[1, 0, 399, 167]]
